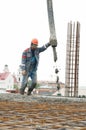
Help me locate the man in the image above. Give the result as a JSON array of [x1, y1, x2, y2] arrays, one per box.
[[20, 38, 51, 95]]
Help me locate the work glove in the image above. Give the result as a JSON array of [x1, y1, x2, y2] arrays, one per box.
[[22, 70, 27, 76], [49, 37, 57, 47]]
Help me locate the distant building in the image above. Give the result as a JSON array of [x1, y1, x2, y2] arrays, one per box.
[[3, 64, 9, 72], [0, 65, 18, 93], [0, 72, 14, 91], [16, 65, 22, 88]]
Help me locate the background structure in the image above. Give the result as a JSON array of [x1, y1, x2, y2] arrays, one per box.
[[65, 21, 80, 97]]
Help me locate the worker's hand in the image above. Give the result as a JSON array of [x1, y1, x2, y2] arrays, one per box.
[[49, 37, 57, 47], [22, 70, 27, 76]]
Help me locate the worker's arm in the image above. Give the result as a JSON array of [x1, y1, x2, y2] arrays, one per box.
[[38, 42, 51, 53], [20, 50, 27, 75]]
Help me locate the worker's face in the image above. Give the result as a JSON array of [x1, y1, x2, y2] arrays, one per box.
[[31, 43, 38, 50]]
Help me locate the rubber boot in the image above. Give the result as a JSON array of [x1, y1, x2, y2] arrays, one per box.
[[27, 83, 36, 95], [20, 84, 27, 95]]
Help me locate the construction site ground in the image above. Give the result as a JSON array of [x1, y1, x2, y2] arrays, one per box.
[[0, 93, 86, 130]]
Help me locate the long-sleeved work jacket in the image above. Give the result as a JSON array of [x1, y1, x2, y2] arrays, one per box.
[[21, 43, 50, 74]]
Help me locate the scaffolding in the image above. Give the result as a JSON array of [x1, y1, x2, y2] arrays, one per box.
[[65, 21, 80, 97]]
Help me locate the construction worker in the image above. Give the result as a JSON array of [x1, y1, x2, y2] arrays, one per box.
[[20, 38, 51, 95]]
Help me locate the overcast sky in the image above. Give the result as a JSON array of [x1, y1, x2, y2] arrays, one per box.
[[0, 0, 86, 87]]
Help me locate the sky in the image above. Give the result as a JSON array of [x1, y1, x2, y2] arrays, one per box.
[[0, 0, 86, 87]]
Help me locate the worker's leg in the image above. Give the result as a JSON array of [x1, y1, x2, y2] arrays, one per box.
[[20, 74, 28, 95], [27, 72, 37, 95]]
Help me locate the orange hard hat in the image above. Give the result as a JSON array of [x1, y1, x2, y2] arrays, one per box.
[[31, 38, 38, 45]]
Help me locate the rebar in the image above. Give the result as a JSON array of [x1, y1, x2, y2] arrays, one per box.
[[65, 21, 80, 97]]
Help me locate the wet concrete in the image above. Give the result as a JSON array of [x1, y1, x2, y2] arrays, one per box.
[[0, 93, 86, 130]]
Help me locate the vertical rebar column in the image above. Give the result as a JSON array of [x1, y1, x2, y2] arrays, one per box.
[[74, 22, 80, 97], [65, 22, 72, 97], [65, 21, 80, 97]]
